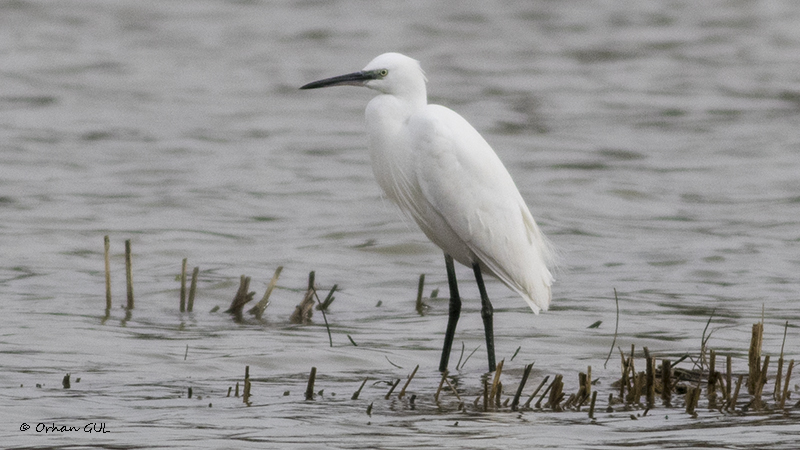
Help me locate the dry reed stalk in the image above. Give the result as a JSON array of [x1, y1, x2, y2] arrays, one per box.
[[397, 364, 419, 400], [305, 367, 316, 400], [564, 393, 576, 409], [415, 274, 426, 315], [778, 359, 794, 409], [546, 374, 564, 411], [646, 356, 655, 408], [187, 266, 198, 312], [729, 374, 744, 412], [243, 378, 251, 405], [747, 322, 763, 395], [588, 390, 598, 419], [384, 379, 400, 399], [774, 356, 784, 402], [443, 376, 462, 402], [661, 359, 672, 407], [249, 266, 283, 319], [575, 372, 589, 409], [180, 258, 187, 312], [511, 363, 534, 411], [226, 275, 254, 321], [707, 349, 716, 400], [535, 377, 555, 409], [726, 355, 732, 406], [242, 366, 252, 404], [434, 370, 448, 403], [619, 352, 628, 401], [524, 375, 549, 408], [752, 355, 770, 411], [351, 378, 368, 400], [714, 371, 728, 411], [603, 288, 620, 369], [585, 365, 592, 404], [124, 239, 134, 310], [489, 359, 504, 401], [290, 284, 315, 324], [685, 386, 700, 416], [629, 345, 636, 377], [103, 235, 111, 310], [774, 321, 788, 401], [317, 284, 337, 311]]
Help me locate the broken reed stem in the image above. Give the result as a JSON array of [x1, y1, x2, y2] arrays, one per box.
[[397, 364, 419, 399], [774, 321, 788, 401], [645, 355, 655, 408], [726, 355, 732, 406], [525, 375, 549, 408], [618, 350, 626, 400], [384, 379, 401, 399], [774, 356, 784, 402], [227, 275, 254, 321], [434, 370, 448, 403], [588, 390, 598, 419], [661, 359, 672, 406], [747, 322, 763, 395], [715, 371, 728, 408], [546, 375, 564, 411], [707, 349, 717, 407], [778, 359, 794, 409], [585, 365, 592, 403], [187, 266, 199, 312], [351, 378, 368, 400], [318, 284, 337, 311], [511, 363, 534, 411], [729, 374, 744, 411], [103, 235, 111, 311], [243, 365, 251, 405], [310, 282, 333, 347], [290, 277, 314, 324], [685, 386, 700, 416], [249, 266, 282, 319], [489, 359, 505, 401], [603, 288, 620, 370], [124, 239, 134, 310], [180, 258, 187, 312], [415, 274, 426, 315], [305, 367, 316, 400], [443, 376, 462, 402], [752, 355, 770, 410]]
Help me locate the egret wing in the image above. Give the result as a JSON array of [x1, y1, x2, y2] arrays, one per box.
[[409, 105, 554, 313]]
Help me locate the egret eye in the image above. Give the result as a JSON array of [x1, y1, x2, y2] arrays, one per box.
[[379, 69, 389, 77]]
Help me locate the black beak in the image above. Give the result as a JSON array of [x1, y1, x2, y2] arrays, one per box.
[[300, 70, 377, 90]]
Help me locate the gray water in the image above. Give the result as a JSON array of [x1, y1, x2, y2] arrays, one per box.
[[2, 1, 799, 448]]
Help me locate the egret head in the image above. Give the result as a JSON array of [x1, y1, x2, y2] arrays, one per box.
[[300, 52, 427, 101]]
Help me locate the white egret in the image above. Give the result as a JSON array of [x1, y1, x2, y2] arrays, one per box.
[[300, 53, 555, 372]]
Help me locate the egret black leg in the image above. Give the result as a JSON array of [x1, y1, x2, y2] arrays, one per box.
[[472, 263, 496, 372], [439, 253, 461, 372]]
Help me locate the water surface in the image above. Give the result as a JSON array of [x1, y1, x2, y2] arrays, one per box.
[[1, 1, 799, 448]]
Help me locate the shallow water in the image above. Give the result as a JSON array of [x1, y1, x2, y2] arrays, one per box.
[[1, 0, 799, 448]]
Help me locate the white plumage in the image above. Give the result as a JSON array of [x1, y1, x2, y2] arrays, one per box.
[[301, 52, 555, 371], [359, 53, 555, 313]]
